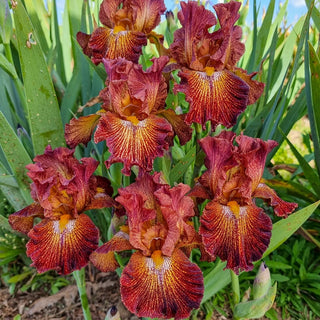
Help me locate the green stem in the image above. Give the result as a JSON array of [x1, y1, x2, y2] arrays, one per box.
[[73, 268, 92, 320], [192, 123, 203, 185], [4, 43, 14, 64], [230, 269, 240, 307]]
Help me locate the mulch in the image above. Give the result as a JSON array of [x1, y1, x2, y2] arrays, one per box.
[[0, 271, 138, 320]]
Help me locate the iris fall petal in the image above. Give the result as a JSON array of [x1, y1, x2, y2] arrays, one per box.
[[26, 214, 99, 275], [9, 203, 44, 234], [175, 69, 249, 128], [94, 112, 173, 175], [65, 114, 101, 148], [200, 201, 272, 273], [90, 231, 133, 272], [120, 249, 203, 319], [254, 183, 298, 218]]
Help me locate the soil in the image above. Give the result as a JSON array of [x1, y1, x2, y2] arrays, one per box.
[[0, 270, 139, 320]]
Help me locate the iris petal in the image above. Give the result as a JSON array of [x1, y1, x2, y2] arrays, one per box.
[[89, 27, 147, 64], [65, 114, 101, 148], [26, 214, 99, 275], [90, 231, 133, 272], [94, 112, 173, 175], [8, 203, 44, 234], [132, 0, 166, 34], [120, 249, 203, 319], [200, 201, 272, 273], [175, 69, 249, 128], [254, 183, 298, 218], [155, 184, 195, 256]]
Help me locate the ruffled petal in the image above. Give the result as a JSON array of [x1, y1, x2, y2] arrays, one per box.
[[94, 112, 173, 175], [175, 69, 249, 128], [199, 132, 237, 197], [157, 109, 192, 145], [76, 32, 92, 57], [210, 1, 244, 67], [8, 203, 44, 234], [116, 173, 163, 253], [99, 0, 122, 28], [128, 56, 169, 114], [65, 114, 101, 148], [26, 214, 99, 274], [85, 176, 116, 210], [89, 27, 147, 64], [90, 230, 133, 272], [254, 183, 298, 218], [200, 201, 272, 273], [154, 184, 196, 256], [235, 134, 278, 195], [120, 249, 203, 319], [132, 0, 166, 34], [170, 1, 217, 68], [234, 68, 265, 105]]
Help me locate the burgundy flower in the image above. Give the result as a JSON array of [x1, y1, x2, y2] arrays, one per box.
[[196, 132, 298, 273], [170, 1, 265, 128], [65, 57, 192, 175], [9, 146, 115, 275], [90, 173, 204, 319], [77, 0, 166, 64]]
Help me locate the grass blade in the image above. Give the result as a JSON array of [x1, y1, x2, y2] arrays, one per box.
[[0, 111, 32, 204], [13, 0, 65, 155], [306, 41, 320, 176]]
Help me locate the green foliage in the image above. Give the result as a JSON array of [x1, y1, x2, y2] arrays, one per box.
[[0, 0, 319, 319]]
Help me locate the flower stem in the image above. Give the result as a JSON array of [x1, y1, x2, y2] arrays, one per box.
[[73, 268, 92, 320], [230, 270, 240, 307]]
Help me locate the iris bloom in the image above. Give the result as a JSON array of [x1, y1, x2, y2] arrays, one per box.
[[195, 132, 298, 273], [65, 56, 192, 175], [90, 173, 204, 319], [77, 0, 166, 64], [9, 146, 115, 275], [170, 1, 265, 128]]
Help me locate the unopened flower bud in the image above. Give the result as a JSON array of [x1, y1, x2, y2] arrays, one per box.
[[253, 262, 271, 299]]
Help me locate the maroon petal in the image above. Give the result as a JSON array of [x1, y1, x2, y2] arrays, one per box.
[[200, 201, 272, 273]]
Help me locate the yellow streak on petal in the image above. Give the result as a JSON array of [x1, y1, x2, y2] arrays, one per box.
[[59, 214, 72, 232], [227, 201, 240, 219], [151, 250, 164, 269], [113, 25, 126, 34], [96, 187, 105, 194], [120, 225, 129, 234], [204, 67, 215, 76], [127, 116, 140, 126]]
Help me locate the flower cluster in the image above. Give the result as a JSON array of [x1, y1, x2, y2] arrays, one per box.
[[9, 1, 298, 319]]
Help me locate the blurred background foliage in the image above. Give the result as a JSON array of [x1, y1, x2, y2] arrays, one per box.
[[0, 0, 320, 319]]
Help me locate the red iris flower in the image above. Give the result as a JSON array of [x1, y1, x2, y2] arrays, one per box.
[[170, 1, 265, 128], [77, 0, 166, 64], [194, 132, 298, 273], [90, 173, 204, 319], [9, 146, 115, 275], [65, 56, 192, 175]]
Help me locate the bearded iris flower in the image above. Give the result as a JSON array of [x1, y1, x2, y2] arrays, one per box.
[[90, 173, 204, 319], [77, 0, 166, 64], [170, 1, 265, 129], [65, 56, 192, 175], [195, 132, 298, 273], [9, 146, 115, 275]]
